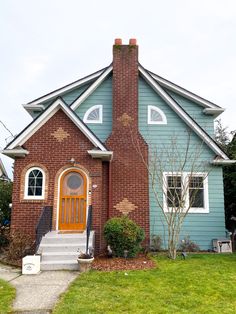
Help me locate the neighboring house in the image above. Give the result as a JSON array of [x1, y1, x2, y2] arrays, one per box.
[[0, 157, 9, 181], [2, 39, 234, 269]]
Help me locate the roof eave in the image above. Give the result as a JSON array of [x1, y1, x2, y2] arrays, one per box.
[[87, 150, 113, 161], [203, 108, 225, 117], [1, 148, 29, 159]]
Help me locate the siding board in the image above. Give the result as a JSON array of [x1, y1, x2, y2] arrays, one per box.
[[138, 77, 225, 250]]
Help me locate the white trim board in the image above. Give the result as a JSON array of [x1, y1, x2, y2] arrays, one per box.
[[139, 66, 229, 160], [71, 66, 113, 111], [6, 98, 107, 152], [147, 68, 223, 110], [25, 68, 107, 107]]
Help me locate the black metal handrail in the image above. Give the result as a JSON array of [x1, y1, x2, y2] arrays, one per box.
[[35, 206, 53, 252], [86, 205, 92, 255]]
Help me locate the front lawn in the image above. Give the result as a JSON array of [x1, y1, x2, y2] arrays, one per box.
[[0, 279, 15, 314], [53, 254, 236, 314]]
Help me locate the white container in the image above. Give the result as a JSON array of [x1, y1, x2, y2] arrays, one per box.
[[22, 255, 41, 274], [212, 239, 232, 253]]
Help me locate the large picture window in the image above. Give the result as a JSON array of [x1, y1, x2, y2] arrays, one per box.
[[164, 172, 209, 213], [24, 167, 45, 199]]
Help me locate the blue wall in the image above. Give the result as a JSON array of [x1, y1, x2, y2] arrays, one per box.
[[138, 77, 225, 250]]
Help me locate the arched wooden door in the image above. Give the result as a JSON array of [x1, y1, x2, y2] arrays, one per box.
[[59, 169, 87, 231]]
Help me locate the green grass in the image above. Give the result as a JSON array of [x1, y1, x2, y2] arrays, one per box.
[[53, 254, 236, 314], [0, 279, 15, 314]]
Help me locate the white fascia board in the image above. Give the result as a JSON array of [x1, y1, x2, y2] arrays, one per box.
[[1, 149, 29, 159], [23, 104, 45, 117], [203, 108, 225, 115], [148, 70, 220, 109], [25, 69, 105, 107], [211, 159, 236, 165], [87, 150, 113, 161], [71, 65, 113, 111], [7, 99, 107, 152], [139, 66, 229, 160]]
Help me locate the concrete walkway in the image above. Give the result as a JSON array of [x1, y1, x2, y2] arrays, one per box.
[[0, 262, 78, 313]]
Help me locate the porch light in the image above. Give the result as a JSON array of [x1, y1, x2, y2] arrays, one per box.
[[69, 158, 75, 164]]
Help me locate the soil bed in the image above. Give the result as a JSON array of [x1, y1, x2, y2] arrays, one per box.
[[92, 254, 156, 271]]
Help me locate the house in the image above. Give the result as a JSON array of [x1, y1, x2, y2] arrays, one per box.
[[2, 39, 233, 269], [0, 158, 9, 181]]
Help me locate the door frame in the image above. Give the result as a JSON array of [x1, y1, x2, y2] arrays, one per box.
[[56, 167, 89, 231]]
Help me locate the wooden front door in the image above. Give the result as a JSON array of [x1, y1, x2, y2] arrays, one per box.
[[59, 169, 87, 230]]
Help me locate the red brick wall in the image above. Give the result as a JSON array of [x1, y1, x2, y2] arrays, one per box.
[[106, 42, 150, 244], [11, 109, 107, 252]]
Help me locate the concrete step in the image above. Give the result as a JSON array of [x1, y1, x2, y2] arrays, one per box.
[[39, 243, 87, 253], [40, 260, 79, 271], [40, 237, 92, 245], [41, 252, 78, 262]]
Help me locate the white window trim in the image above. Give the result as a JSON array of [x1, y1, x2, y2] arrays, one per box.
[[147, 105, 167, 125], [24, 167, 45, 200], [83, 105, 103, 124], [163, 172, 209, 214]]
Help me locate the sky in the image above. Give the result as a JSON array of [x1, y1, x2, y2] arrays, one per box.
[[0, 0, 236, 179]]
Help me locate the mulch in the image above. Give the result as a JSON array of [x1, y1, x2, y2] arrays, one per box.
[[92, 254, 156, 271]]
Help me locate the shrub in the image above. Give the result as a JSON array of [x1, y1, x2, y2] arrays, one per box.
[[104, 216, 145, 257], [0, 181, 12, 224], [0, 225, 10, 250], [150, 234, 162, 252], [178, 236, 200, 252], [6, 231, 35, 261]]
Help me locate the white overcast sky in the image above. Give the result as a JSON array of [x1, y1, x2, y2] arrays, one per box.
[[0, 0, 236, 178]]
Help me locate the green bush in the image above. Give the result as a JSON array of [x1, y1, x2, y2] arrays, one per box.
[[104, 216, 145, 257]]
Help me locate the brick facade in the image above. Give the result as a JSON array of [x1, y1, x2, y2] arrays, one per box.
[[11, 109, 107, 253], [11, 40, 150, 252], [106, 42, 150, 244]]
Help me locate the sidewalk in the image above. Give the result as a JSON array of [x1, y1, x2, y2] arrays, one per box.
[[0, 263, 78, 313]]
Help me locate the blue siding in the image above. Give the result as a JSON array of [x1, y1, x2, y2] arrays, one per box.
[[75, 77, 112, 142], [139, 78, 225, 250], [165, 89, 215, 137]]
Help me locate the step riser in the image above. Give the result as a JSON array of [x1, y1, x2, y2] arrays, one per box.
[[42, 254, 78, 262], [40, 245, 88, 253], [41, 263, 79, 271], [38, 231, 95, 270], [41, 238, 90, 245]]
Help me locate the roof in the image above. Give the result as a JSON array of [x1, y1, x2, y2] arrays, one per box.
[[4, 62, 229, 161], [3, 98, 108, 156]]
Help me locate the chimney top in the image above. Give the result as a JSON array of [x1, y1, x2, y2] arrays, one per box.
[[114, 38, 137, 46], [129, 38, 137, 45], [114, 38, 122, 45]]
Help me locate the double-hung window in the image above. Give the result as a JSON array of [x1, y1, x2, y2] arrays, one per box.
[[164, 172, 209, 213]]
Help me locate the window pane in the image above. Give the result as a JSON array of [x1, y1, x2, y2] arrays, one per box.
[[190, 189, 204, 208], [27, 169, 43, 196], [189, 177, 203, 188], [87, 108, 99, 121], [167, 176, 181, 188], [167, 188, 182, 207], [151, 109, 162, 122]]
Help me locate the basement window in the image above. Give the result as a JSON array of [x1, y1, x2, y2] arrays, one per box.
[[148, 105, 167, 124], [24, 167, 45, 199], [83, 105, 103, 124]]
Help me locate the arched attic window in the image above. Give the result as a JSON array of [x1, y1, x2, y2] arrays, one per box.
[[24, 167, 45, 199], [83, 105, 103, 124], [147, 105, 167, 125]]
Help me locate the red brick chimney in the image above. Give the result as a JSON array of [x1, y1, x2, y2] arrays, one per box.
[[106, 39, 149, 243]]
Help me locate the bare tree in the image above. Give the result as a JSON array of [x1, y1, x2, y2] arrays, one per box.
[[131, 129, 210, 259]]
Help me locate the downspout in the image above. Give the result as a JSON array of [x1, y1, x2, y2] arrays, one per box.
[[108, 160, 112, 219]]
